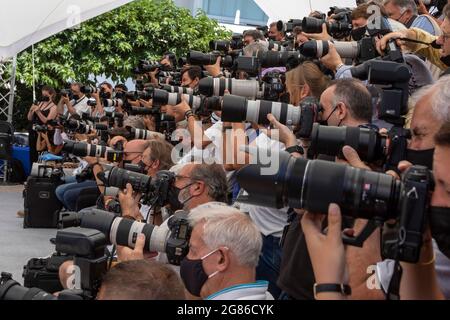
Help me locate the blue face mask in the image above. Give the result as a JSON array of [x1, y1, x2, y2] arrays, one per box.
[[180, 248, 222, 297]]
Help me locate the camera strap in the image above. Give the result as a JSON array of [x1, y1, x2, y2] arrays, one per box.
[[386, 260, 403, 300]]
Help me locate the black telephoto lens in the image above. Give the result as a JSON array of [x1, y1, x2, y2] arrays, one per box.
[[105, 167, 152, 194], [237, 151, 400, 220], [308, 124, 388, 163]]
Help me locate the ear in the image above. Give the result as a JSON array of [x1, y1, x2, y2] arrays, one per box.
[[216, 247, 230, 272], [190, 181, 205, 197], [336, 102, 347, 121], [300, 84, 311, 100], [151, 159, 160, 170]]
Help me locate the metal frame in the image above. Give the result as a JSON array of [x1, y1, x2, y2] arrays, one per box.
[[0, 56, 17, 182]]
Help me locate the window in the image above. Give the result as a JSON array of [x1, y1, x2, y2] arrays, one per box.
[[202, 0, 268, 26]]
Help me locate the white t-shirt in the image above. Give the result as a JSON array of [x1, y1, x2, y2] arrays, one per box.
[[178, 121, 223, 164], [63, 96, 90, 118]]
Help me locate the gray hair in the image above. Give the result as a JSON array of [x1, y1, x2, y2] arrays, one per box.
[[410, 75, 450, 122], [189, 203, 262, 268], [384, 0, 417, 15], [190, 163, 229, 203], [243, 41, 268, 57]]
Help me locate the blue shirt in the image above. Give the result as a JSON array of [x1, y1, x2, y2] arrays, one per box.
[[411, 15, 439, 36], [205, 281, 273, 300]]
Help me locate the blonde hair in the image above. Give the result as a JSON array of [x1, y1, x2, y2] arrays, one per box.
[[286, 62, 330, 105]]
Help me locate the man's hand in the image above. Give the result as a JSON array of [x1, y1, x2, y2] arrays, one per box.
[[118, 183, 142, 220], [267, 114, 297, 147], [302, 23, 332, 41], [117, 234, 145, 262], [376, 30, 412, 55], [84, 156, 99, 166], [204, 56, 222, 78], [172, 96, 192, 122], [320, 42, 344, 72], [336, 145, 371, 170], [139, 99, 153, 108], [301, 204, 348, 291], [91, 91, 100, 101]]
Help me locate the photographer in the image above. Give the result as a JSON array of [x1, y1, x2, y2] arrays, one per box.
[[180, 203, 272, 300], [117, 138, 175, 222], [91, 81, 115, 116], [222, 61, 331, 299], [301, 121, 450, 300], [384, 0, 441, 35], [180, 65, 202, 89], [319, 78, 373, 128], [378, 4, 450, 73], [27, 85, 58, 163], [58, 82, 91, 118], [275, 78, 374, 300], [96, 260, 185, 300], [268, 22, 285, 42], [243, 29, 266, 46]]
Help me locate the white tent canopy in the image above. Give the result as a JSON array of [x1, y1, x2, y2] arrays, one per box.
[[0, 0, 134, 62], [254, 0, 357, 23]]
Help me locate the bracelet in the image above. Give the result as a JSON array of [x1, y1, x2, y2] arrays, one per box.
[[184, 110, 195, 121], [313, 283, 351, 299], [418, 253, 436, 266]]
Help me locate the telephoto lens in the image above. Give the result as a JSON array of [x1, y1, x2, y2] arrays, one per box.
[[79, 209, 192, 265], [276, 19, 303, 33], [102, 99, 123, 109], [299, 40, 359, 59], [221, 95, 318, 138], [152, 89, 222, 114], [126, 126, 165, 141], [209, 40, 230, 52], [187, 51, 233, 68], [0, 273, 56, 300], [198, 77, 262, 99], [104, 167, 152, 194], [302, 17, 352, 36], [237, 150, 400, 220], [104, 111, 124, 119], [159, 84, 195, 95], [237, 151, 433, 262], [80, 85, 99, 95], [62, 140, 115, 158], [152, 89, 202, 107], [128, 107, 160, 116], [257, 51, 306, 68], [308, 124, 388, 163]]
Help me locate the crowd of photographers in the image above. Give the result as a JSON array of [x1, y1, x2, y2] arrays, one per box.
[[2, 0, 450, 301]]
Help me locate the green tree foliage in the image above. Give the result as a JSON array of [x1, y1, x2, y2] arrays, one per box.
[[11, 0, 230, 129]]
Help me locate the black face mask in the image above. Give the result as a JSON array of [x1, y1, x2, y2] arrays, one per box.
[[429, 206, 450, 260], [100, 90, 111, 99], [351, 26, 366, 41], [72, 94, 80, 101], [405, 148, 435, 169], [41, 96, 50, 102], [441, 55, 450, 67], [168, 186, 183, 211]]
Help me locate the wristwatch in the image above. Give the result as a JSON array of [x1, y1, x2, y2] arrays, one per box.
[[285, 145, 304, 155], [313, 283, 351, 299]]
